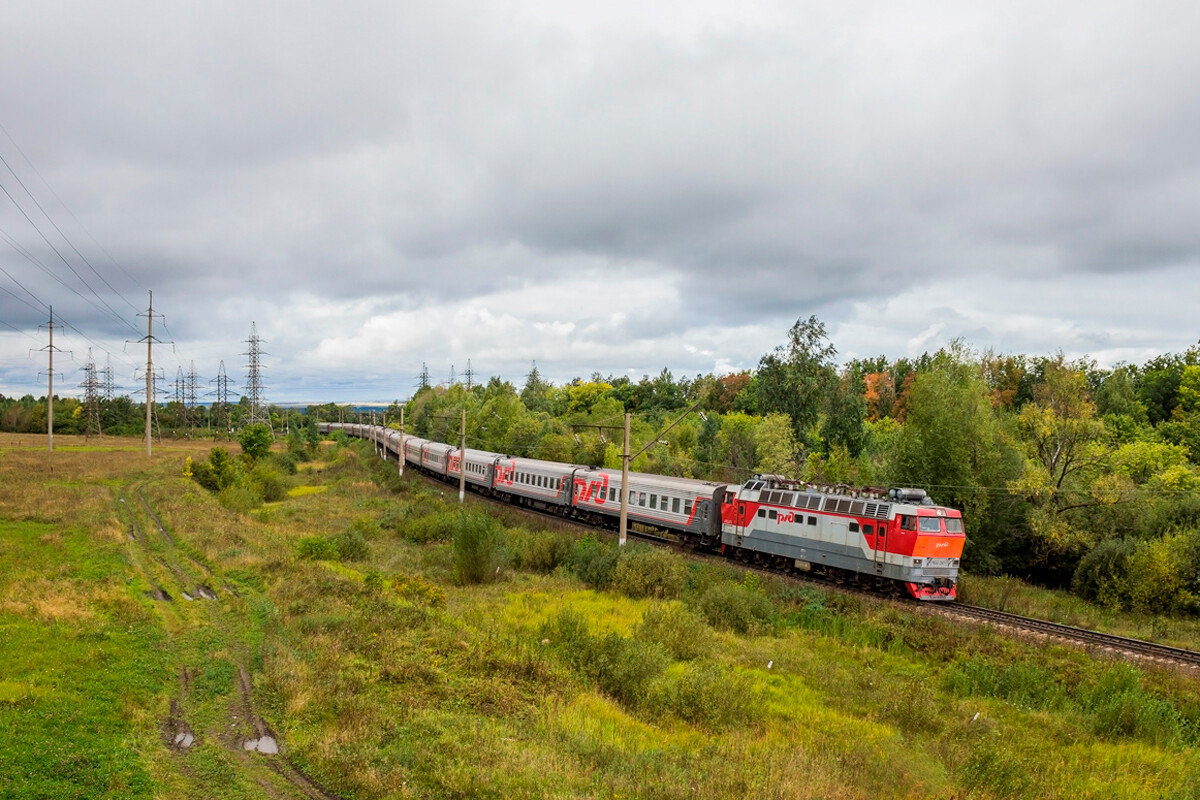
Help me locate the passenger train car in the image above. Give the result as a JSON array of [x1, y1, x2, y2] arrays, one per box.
[[320, 422, 964, 600]]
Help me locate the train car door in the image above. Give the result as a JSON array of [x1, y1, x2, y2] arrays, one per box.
[[874, 522, 887, 575]]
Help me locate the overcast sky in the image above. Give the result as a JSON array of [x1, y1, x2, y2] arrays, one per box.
[[1, 1, 1198, 403]]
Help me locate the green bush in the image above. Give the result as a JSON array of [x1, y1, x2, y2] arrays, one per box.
[[250, 465, 288, 503], [568, 533, 619, 589], [218, 482, 263, 513], [402, 509, 460, 544], [334, 527, 370, 562], [512, 529, 573, 573], [239, 423, 273, 462], [697, 581, 776, 634], [634, 602, 713, 660], [646, 662, 760, 729], [1072, 538, 1134, 609], [612, 545, 685, 599], [273, 451, 299, 475], [297, 536, 339, 560], [191, 446, 238, 492], [379, 503, 412, 531], [539, 609, 670, 710], [452, 511, 501, 584]]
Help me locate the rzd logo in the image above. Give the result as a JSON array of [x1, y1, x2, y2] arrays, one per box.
[[573, 474, 610, 504]]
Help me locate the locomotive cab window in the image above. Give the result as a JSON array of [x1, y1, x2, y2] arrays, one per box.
[[945, 518, 963, 533], [918, 517, 943, 533], [899, 515, 919, 531]]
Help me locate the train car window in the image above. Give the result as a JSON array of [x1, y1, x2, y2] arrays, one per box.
[[945, 518, 964, 533], [639, 492, 646, 507], [672, 498, 681, 513], [919, 517, 942, 533], [899, 515, 918, 531], [807, 516, 817, 525], [684, 499, 693, 515], [863, 524, 874, 535], [768, 510, 777, 520], [609, 488, 616, 502], [848, 522, 859, 532], [650, 495, 658, 509]]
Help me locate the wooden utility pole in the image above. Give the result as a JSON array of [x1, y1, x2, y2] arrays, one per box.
[[458, 407, 466, 503], [618, 402, 702, 547], [619, 412, 630, 546], [398, 406, 405, 477]]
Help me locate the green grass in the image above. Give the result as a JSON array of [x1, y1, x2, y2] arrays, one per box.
[[4, 433, 1200, 799]]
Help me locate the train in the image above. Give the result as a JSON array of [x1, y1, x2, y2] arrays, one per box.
[[319, 422, 965, 600]]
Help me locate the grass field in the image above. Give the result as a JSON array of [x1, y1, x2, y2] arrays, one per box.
[[2, 432, 1200, 799]]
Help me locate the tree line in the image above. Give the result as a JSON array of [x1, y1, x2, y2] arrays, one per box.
[[395, 316, 1200, 616]]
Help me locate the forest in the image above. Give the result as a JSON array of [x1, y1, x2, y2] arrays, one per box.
[[6, 315, 1200, 615]]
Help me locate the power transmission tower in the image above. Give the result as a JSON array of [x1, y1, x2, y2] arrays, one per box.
[[448, 364, 456, 386], [210, 360, 231, 437], [80, 348, 103, 437], [185, 361, 198, 435], [34, 306, 70, 452], [464, 358, 476, 391], [418, 362, 430, 391], [174, 366, 187, 432], [243, 321, 270, 429], [102, 353, 115, 401]]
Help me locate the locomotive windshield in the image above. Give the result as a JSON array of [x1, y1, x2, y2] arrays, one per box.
[[918, 517, 942, 533], [945, 518, 964, 533]]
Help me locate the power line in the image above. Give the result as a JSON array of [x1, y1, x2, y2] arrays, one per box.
[[0, 121, 146, 295], [0, 149, 141, 315]]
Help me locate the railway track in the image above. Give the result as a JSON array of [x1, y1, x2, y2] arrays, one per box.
[[383, 442, 1200, 672], [935, 603, 1200, 670]]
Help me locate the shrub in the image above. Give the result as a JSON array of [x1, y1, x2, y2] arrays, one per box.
[[402, 509, 460, 544], [568, 533, 619, 589], [612, 545, 685, 599], [539, 609, 670, 709], [452, 511, 501, 584], [297, 536, 339, 560], [334, 527, 370, 562], [218, 483, 263, 513], [251, 465, 288, 503], [191, 447, 238, 492], [1072, 538, 1134, 609], [634, 602, 713, 660], [1126, 534, 1196, 615], [646, 662, 760, 728], [697, 581, 776, 634], [273, 451, 299, 475], [239, 423, 273, 462], [512, 529, 573, 573], [379, 503, 412, 532]]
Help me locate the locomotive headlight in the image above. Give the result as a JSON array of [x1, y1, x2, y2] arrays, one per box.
[[912, 559, 922, 567]]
